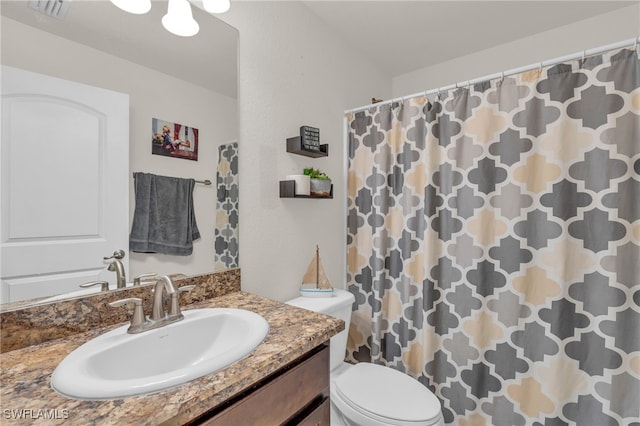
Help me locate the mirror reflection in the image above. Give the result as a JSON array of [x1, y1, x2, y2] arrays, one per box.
[[0, 0, 238, 307]]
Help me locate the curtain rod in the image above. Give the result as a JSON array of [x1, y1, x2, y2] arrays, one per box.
[[346, 36, 640, 114]]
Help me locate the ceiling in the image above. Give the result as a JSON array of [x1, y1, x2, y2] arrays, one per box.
[[0, 0, 238, 98], [301, 1, 637, 77], [1, 1, 636, 97]]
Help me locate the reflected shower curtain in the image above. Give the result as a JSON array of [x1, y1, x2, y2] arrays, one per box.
[[214, 142, 239, 270], [346, 48, 639, 425]]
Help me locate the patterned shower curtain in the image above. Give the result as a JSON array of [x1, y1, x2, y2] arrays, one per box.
[[214, 142, 239, 270], [346, 48, 639, 425]]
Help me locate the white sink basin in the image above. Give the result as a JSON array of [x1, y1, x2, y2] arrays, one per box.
[[51, 308, 269, 400]]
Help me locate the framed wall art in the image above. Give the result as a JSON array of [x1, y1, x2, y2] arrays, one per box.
[[151, 118, 198, 161]]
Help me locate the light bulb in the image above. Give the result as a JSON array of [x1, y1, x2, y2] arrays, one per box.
[[162, 0, 199, 37], [110, 0, 151, 14], [203, 0, 230, 14]]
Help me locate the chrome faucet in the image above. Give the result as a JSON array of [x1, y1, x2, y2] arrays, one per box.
[[150, 275, 178, 321], [104, 250, 126, 289], [109, 275, 195, 334]]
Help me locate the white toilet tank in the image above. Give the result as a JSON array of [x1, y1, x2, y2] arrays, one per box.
[[286, 289, 355, 371]]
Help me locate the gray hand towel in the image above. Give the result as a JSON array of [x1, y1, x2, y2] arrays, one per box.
[[130, 172, 201, 256]]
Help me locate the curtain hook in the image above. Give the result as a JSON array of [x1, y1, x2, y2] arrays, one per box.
[[538, 62, 543, 75], [634, 37, 638, 52], [500, 71, 505, 84], [466, 80, 471, 90]]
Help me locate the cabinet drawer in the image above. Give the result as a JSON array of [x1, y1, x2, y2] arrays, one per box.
[[295, 397, 330, 426], [201, 345, 329, 426]]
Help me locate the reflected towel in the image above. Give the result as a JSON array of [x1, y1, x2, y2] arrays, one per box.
[[130, 172, 200, 256]]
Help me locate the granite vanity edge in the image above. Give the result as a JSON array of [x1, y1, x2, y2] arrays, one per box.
[[0, 291, 344, 426], [0, 269, 241, 353]]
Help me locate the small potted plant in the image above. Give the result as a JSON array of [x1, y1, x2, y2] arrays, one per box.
[[304, 167, 332, 196]]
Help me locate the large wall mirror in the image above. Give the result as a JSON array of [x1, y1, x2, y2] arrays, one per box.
[[0, 0, 238, 307]]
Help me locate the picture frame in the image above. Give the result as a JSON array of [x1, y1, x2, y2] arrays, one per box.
[[151, 118, 198, 161]]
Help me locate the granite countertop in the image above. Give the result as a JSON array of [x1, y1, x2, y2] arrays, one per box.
[[0, 291, 344, 425]]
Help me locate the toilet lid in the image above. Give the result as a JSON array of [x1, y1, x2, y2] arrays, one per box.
[[334, 363, 441, 424]]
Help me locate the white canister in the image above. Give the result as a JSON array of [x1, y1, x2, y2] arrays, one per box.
[[286, 174, 311, 196]]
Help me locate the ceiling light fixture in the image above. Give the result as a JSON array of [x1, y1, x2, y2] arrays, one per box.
[[162, 0, 199, 37], [203, 0, 230, 14], [109, 0, 230, 38], [109, 0, 151, 15]]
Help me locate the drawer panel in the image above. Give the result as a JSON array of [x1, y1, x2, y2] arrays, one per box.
[[202, 345, 329, 425], [296, 397, 330, 426]]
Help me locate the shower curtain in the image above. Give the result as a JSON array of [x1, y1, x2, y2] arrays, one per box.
[[214, 142, 239, 270], [346, 48, 639, 425]]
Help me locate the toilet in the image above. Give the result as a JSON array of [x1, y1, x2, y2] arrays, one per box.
[[287, 289, 444, 426]]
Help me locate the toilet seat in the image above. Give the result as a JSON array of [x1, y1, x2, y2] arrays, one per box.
[[332, 363, 442, 426]]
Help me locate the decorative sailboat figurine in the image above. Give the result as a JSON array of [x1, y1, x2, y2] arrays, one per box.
[[300, 245, 334, 297]]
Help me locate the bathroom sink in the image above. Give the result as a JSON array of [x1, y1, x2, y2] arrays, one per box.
[[51, 308, 269, 400]]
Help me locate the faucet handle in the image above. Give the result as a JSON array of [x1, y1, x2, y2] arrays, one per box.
[[133, 272, 157, 286], [168, 285, 196, 318], [104, 249, 125, 260], [79, 280, 109, 292], [109, 297, 147, 333]]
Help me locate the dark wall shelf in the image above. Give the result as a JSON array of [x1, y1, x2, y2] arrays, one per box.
[[279, 180, 333, 199], [286, 137, 328, 158]]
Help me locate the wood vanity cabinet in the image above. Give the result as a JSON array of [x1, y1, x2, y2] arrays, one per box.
[[191, 343, 330, 426]]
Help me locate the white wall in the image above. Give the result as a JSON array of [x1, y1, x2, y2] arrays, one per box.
[[392, 4, 640, 97], [219, 1, 640, 302], [219, 2, 391, 301], [1, 17, 238, 281]]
